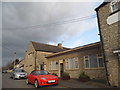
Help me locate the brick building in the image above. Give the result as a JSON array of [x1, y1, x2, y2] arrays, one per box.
[[95, 0, 120, 86]]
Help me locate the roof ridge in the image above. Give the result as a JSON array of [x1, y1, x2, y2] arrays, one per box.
[[30, 41, 70, 49]]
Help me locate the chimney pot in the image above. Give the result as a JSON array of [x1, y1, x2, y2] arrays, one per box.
[[58, 43, 62, 47]]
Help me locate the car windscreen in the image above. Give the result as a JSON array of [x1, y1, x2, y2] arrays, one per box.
[[14, 69, 25, 72], [34, 71, 49, 75]]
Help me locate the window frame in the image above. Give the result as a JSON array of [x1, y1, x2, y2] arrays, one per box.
[[65, 59, 69, 70], [49, 61, 58, 70], [84, 54, 104, 69], [84, 56, 90, 69], [65, 57, 79, 70], [69, 58, 74, 69], [97, 54, 104, 68], [74, 57, 79, 69], [110, 0, 119, 13]]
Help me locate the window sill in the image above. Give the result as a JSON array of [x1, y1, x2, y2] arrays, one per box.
[[50, 70, 58, 71], [65, 68, 79, 71], [84, 67, 104, 70]]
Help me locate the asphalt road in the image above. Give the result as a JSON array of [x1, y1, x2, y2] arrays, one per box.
[[2, 73, 109, 89], [2, 73, 68, 88]]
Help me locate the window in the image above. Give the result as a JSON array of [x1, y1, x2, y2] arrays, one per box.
[[84, 56, 89, 68], [110, 0, 119, 12], [74, 57, 79, 69], [28, 53, 33, 60], [49, 61, 57, 70], [84, 54, 104, 69], [69, 58, 74, 69], [89, 55, 98, 68], [66, 57, 79, 70], [65, 59, 69, 69], [97, 54, 104, 67]]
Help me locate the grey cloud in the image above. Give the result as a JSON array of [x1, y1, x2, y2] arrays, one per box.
[[2, 2, 100, 66]]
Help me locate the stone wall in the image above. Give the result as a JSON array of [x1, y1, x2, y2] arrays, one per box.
[[23, 42, 36, 74], [35, 51, 53, 70], [47, 45, 106, 80], [97, 2, 120, 86], [23, 42, 54, 74]]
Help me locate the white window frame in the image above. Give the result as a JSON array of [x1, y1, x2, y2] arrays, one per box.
[[84, 54, 104, 69], [66, 57, 79, 70], [74, 57, 79, 69], [49, 61, 58, 70], [65, 59, 69, 70], [97, 54, 104, 68], [110, 0, 119, 12], [84, 56, 90, 69]]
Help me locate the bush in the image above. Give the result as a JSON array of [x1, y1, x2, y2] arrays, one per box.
[[79, 72, 90, 82], [52, 73, 58, 76], [61, 72, 70, 80]]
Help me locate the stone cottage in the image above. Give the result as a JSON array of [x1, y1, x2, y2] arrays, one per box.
[[95, 0, 120, 86], [46, 42, 106, 80], [23, 41, 69, 74]]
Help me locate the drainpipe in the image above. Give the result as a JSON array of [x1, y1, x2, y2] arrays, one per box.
[[95, 11, 110, 86], [113, 50, 120, 86]]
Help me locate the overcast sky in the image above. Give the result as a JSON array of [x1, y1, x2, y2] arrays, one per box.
[[2, 1, 103, 66]]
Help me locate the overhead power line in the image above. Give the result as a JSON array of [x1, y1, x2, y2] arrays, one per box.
[[0, 43, 15, 52], [2, 45, 14, 52], [2, 14, 96, 30]]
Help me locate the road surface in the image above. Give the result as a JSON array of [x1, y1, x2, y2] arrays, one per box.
[[2, 73, 67, 88], [2, 73, 109, 89]]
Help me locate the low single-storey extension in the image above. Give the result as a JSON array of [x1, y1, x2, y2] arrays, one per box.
[[46, 42, 106, 80]]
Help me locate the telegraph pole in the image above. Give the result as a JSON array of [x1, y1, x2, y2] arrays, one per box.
[[14, 52, 16, 69]]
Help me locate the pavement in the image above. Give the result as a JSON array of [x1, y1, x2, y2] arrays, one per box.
[[2, 73, 110, 88], [59, 79, 109, 88]]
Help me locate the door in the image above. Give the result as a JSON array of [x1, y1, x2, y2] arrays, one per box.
[[28, 71, 35, 84], [40, 64, 44, 70], [60, 63, 64, 77]]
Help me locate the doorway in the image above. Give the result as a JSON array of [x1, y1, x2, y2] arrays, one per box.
[[60, 63, 64, 77], [40, 64, 44, 70]]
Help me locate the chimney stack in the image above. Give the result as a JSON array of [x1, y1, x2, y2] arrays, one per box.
[[58, 43, 62, 47]]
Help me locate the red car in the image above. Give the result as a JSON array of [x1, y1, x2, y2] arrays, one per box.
[[26, 70, 58, 88]]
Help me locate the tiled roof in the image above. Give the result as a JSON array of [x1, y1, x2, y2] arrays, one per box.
[[46, 42, 101, 58], [31, 41, 70, 53]]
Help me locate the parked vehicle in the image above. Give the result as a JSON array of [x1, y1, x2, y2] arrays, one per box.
[[2, 70, 7, 73], [10, 68, 27, 80], [26, 70, 58, 88]]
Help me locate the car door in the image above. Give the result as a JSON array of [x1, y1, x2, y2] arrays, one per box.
[[28, 71, 35, 84]]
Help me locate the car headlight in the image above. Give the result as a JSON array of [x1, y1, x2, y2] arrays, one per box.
[[16, 74, 20, 76], [41, 78, 46, 80]]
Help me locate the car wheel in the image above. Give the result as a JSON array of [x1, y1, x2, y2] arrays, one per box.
[[18, 77, 20, 80], [26, 78, 30, 85], [10, 76, 12, 79], [34, 80, 39, 88], [13, 76, 16, 80]]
